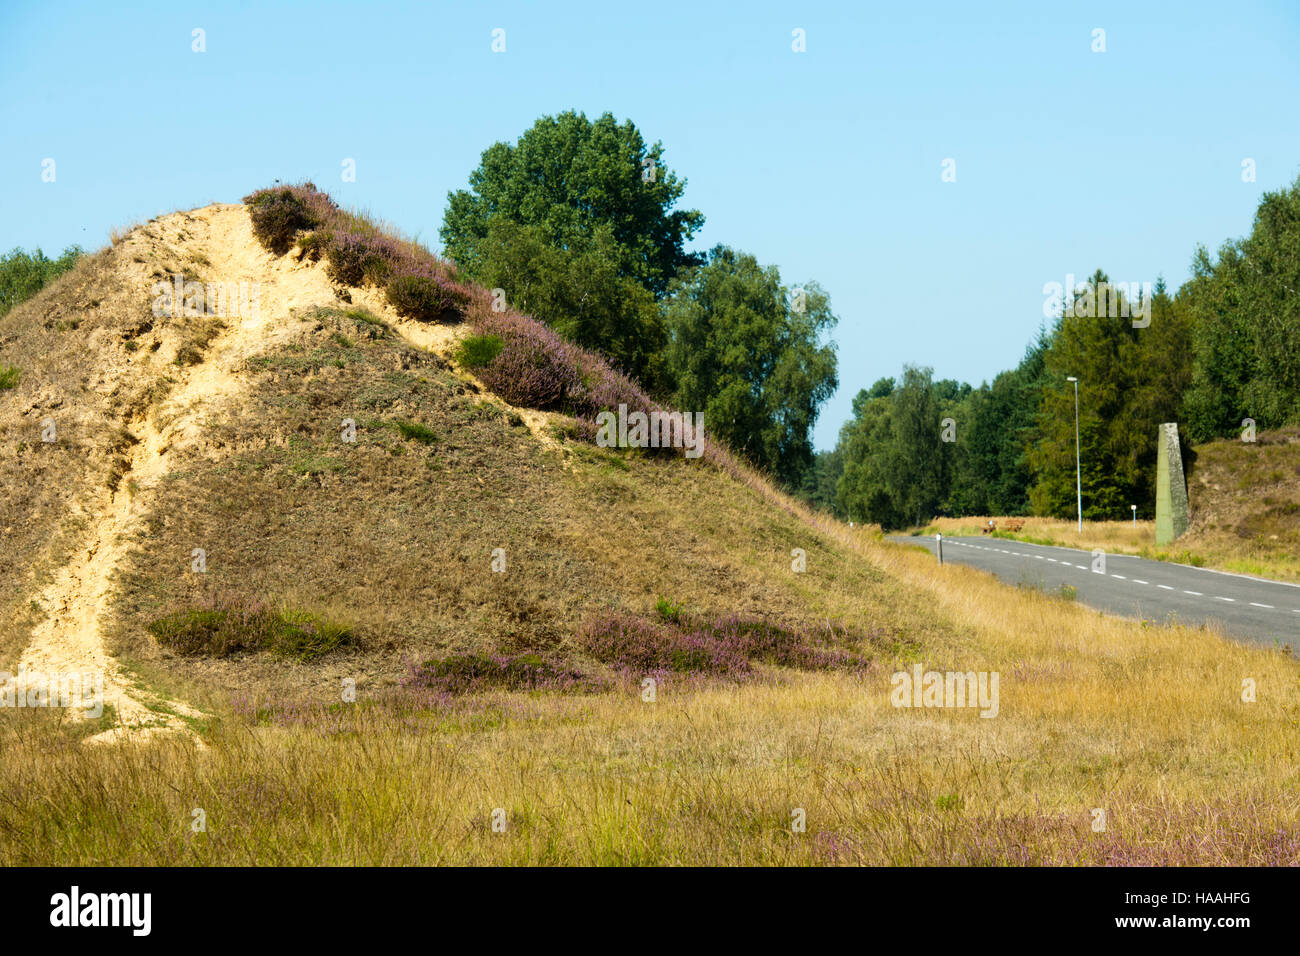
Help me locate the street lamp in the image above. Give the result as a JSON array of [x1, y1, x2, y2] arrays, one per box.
[[1066, 376, 1081, 533], [1131, 504, 1137, 527]]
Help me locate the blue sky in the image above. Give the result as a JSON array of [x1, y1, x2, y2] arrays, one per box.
[[3, 0, 1298, 449]]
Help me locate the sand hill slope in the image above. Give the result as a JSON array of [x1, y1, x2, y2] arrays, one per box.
[[0, 204, 939, 739]]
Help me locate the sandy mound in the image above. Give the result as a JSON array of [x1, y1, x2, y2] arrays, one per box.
[[13, 203, 561, 743]]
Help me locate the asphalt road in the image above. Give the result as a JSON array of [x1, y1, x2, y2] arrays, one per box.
[[889, 534, 1300, 649]]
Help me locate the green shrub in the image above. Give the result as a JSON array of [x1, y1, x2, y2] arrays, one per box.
[[454, 334, 504, 369], [0, 364, 20, 390], [344, 307, 385, 328], [385, 274, 468, 322], [653, 595, 685, 624], [272, 610, 355, 661], [149, 597, 354, 661], [297, 229, 332, 262], [243, 184, 332, 255]]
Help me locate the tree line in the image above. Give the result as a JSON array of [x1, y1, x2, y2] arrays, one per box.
[[0, 245, 82, 318], [805, 176, 1300, 528], [440, 111, 838, 488]]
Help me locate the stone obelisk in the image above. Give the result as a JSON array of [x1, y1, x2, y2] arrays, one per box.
[[1155, 423, 1189, 546]]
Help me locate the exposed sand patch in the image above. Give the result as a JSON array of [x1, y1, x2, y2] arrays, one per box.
[[17, 206, 306, 743]]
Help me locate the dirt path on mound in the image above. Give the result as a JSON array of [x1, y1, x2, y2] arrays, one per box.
[[16, 206, 306, 744]]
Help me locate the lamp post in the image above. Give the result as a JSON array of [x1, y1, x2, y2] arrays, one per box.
[[1131, 504, 1137, 527], [1066, 376, 1081, 533]]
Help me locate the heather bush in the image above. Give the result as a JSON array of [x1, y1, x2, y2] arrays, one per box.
[[297, 229, 332, 262], [243, 183, 334, 255], [579, 612, 751, 676], [470, 310, 584, 409], [703, 614, 870, 672], [384, 272, 469, 322], [579, 609, 872, 679], [326, 231, 406, 287], [404, 653, 591, 694]]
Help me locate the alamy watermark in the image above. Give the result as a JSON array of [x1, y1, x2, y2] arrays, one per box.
[[1042, 274, 1152, 327], [151, 274, 260, 320], [1, 666, 104, 718], [595, 403, 705, 459], [890, 664, 999, 718], [50, 886, 150, 936]]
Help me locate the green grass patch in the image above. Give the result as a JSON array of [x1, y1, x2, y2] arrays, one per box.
[[454, 333, 504, 369], [0, 364, 20, 390], [344, 306, 387, 329], [148, 602, 355, 662], [293, 454, 347, 476], [393, 420, 438, 444], [654, 596, 686, 624]]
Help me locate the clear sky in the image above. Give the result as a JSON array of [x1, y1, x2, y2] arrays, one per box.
[[3, 0, 1298, 449]]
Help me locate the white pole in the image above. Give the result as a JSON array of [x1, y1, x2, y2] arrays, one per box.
[[1070, 377, 1082, 534]]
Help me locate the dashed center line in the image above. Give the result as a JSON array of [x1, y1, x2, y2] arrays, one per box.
[[921, 538, 1300, 625]]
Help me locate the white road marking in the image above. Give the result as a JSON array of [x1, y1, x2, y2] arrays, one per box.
[[1132, 579, 1148, 585], [1215, 596, 1235, 602], [1157, 584, 1174, 590], [1184, 590, 1203, 596], [1249, 602, 1274, 609], [1111, 574, 1126, 580]]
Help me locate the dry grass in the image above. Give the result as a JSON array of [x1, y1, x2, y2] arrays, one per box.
[[3, 525, 1297, 865]]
